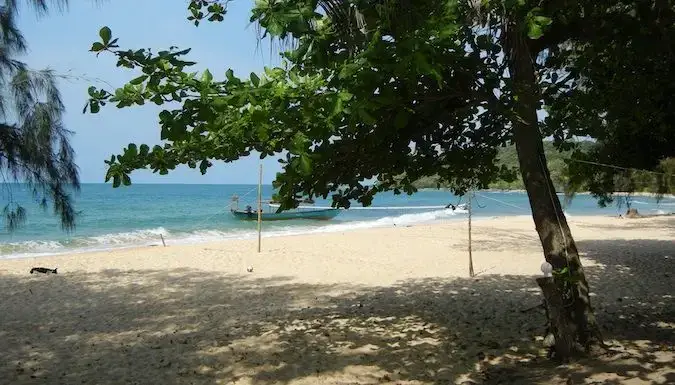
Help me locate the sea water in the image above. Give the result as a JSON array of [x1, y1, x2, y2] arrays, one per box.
[[1, 183, 672, 259]]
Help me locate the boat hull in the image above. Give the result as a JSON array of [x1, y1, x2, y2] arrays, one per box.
[[231, 208, 340, 221]]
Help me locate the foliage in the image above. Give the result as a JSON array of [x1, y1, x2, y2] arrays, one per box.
[[84, 0, 673, 213], [0, 0, 79, 231], [540, 1, 675, 205], [410, 141, 596, 192], [85, 0, 518, 209], [411, 141, 675, 197]]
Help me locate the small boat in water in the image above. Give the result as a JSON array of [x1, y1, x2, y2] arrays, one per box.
[[231, 206, 340, 221]]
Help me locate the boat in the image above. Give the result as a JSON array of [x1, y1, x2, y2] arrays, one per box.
[[230, 189, 340, 221], [231, 207, 340, 221]]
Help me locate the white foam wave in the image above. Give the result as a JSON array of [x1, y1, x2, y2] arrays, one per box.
[[630, 200, 675, 206], [84, 227, 170, 246], [0, 227, 173, 259], [0, 208, 466, 259], [293, 207, 467, 234]]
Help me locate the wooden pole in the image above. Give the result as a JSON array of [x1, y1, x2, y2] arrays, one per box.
[[468, 191, 474, 277], [160, 234, 166, 247], [257, 164, 263, 253]]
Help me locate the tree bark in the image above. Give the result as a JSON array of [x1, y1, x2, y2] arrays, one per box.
[[504, 19, 602, 360]]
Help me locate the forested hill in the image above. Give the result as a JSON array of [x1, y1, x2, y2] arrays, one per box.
[[412, 141, 595, 192]]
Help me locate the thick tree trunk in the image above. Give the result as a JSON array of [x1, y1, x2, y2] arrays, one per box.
[[504, 20, 602, 360]]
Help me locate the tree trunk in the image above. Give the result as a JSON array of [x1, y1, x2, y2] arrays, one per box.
[[504, 20, 602, 360]]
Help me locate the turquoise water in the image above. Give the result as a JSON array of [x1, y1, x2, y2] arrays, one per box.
[[1, 183, 673, 258]]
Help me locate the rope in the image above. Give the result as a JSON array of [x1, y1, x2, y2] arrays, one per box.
[[473, 192, 526, 210], [470, 192, 487, 209], [231, 186, 261, 207], [181, 186, 260, 235], [267, 204, 463, 210], [565, 157, 675, 177]]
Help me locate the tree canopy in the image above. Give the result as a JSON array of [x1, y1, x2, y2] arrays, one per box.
[[539, 1, 675, 204], [411, 141, 595, 192], [87, 0, 514, 209], [86, 1, 674, 208], [0, 0, 79, 231]]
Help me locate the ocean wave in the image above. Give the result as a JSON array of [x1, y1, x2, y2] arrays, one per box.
[[630, 199, 675, 206], [0, 208, 466, 259], [0, 227, 172, 259]]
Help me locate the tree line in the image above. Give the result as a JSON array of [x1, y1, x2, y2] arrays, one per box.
[[413, 141, 674, 199]]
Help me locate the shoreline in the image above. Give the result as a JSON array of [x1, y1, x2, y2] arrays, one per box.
[[2, 185, 674, 261], [0, 210, 649, 262], [0, 212, 669, 267], [2, 209, 674, 262]]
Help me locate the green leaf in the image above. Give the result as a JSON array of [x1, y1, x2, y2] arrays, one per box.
[[122, 174, 132, 186], [90, 42, 105, 52], [290, 133, 308, 154], [299, 154, 312, 175], [201, 69, 213, 84], [139, 144, 150, 156], [357, 108, 377, 125], [265, 20, 284, 36], [394, 110, 409, 129], [89, 101, 100, 113], [527, 15, 552, 39], [534, 15, 553, 27], [130, 75, 148, 85], [112, 174, 121, 188], [199, 160, 210, 174], [126, 143, 138, 158], [527, 24, 544, 39], [250, 72, 260, 87], [331, 95, 344, 116], [99, 26, 112, 45], [226, 69, 235, 82], [414, 52, 432, 74]]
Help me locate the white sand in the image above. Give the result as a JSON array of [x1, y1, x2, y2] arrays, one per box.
[[0, 215, 673, 384]]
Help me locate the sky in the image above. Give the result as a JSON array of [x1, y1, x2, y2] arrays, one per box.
[[18, 0, 285, 184]]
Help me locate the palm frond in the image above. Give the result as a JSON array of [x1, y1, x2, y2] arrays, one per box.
[[0, 2, 28, 57], [20, 0, 69, 17], [0, 0, 80, 232]]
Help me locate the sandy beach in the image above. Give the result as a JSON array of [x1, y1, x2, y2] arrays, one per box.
[[0, 215, 673, 384]]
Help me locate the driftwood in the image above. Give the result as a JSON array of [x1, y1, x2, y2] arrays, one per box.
[[536, 277, 577, 361]]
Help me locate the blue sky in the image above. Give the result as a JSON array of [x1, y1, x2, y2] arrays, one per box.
[[18, 0, 285, 184]]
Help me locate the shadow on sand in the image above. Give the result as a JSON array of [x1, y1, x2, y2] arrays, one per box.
[[0, 239, 673, 384]]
